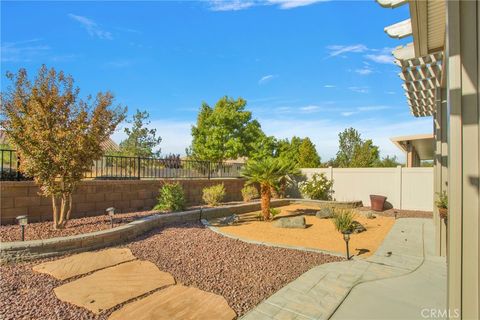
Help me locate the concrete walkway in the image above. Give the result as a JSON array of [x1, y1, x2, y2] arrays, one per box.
[[241, 218, 446, 320]]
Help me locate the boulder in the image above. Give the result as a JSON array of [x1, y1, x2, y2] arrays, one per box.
[[218, 214, 239, 226], [273, 216, 306, 229], [316, 208, 334, 219], [352, 221, 367, 233]]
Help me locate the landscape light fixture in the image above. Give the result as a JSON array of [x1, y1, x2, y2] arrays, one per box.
[[342, 230, 352, 260], [106, 207, 115, 228], [16, 215, 28, 241]]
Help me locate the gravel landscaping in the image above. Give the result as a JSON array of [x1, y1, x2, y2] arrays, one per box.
[[0, 210, 161, 242], [0, 222, 342, 319]]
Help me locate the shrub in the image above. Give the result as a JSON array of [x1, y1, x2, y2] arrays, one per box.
[[154, 182, 185, 212], [435, 190, 448, 209], [202, 183, 226, 206], [298, 173, 334, 200], [241, 185, 259, 202], [269, 208, 280, 218], [332, 209, 355, 233]]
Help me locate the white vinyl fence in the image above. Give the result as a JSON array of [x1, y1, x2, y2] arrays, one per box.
[[297, 166, 433, 211]]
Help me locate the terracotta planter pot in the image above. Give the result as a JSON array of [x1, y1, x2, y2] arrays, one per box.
[[438, 207, 448, 220], [370, 195, 387, 212]]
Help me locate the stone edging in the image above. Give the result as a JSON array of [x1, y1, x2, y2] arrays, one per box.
[[0, 198, 358, 263]]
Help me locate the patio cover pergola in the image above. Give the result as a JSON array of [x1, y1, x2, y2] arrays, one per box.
[[390, 134, 434, 167]]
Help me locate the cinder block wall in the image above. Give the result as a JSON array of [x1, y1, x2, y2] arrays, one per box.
[[0, 179, 246, 225]]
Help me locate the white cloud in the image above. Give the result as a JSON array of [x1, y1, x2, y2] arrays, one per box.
[[326, 44, 368, 57], [208, 0, 256, 11], [300, 105, 322, 113], [323, 84, 336, 88], [68, 14, 113, 40], [267, 0, 329, 9], [341, 111, 357, 117], [355, 67, 373, 75], [357, 105, 391, 111], [1, 39, 50, 62], [258, 74, 277, 85], [365, 53, 394, 64], [385, 91, 396, 95], [348, 86, 369, 94], [207, 0, 328, 11]]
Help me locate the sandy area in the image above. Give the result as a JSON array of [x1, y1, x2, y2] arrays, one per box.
[[213, 204, 396, 258]]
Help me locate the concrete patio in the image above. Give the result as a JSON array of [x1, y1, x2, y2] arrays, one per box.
[[242, 218, 447, 320]]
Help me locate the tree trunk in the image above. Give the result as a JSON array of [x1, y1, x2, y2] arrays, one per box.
[[56, 193, 72, 229], [260, 184, 271, 220], [51, 195, 59, 230]]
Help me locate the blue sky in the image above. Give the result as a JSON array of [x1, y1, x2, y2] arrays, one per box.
[[1, 0, 432, 161]]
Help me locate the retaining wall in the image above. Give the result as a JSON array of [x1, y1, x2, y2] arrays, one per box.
[[0, 178, 247, 225], [0, 199, 291, 263]]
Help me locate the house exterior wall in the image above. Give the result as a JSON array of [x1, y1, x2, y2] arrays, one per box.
[[299, 167, 433, 211], [446, 1, 480, 318], [0, 178, 247, 225]]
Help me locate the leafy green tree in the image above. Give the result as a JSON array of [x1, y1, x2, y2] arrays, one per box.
[[350, 139, 380, 167], [119, 110, 162, 158], [0, 66, 126, 229], [298, 137, 321, 168], [277, 136, 303, 163], [378, 155, 401, 167], [335, 127, 362, 167], [241, 157, 285, 220], [335, 128, 380, 167], [190, 96, 265, 162]]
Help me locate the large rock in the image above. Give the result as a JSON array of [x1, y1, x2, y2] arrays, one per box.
[[54, 260, 175, 314], [315, 208, 334, 219], [108, 285, 236, 320], [32, 248, 136, 280], [352, 221, 367, 233], [273, 216, 306, 229]]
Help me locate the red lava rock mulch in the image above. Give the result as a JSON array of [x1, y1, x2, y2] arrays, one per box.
[[357, 206, 433, 219], [0, 210, 161, 242], [0, 223, 343, 319]]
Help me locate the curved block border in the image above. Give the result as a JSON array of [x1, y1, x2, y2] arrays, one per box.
[[0, 198, 358, 263]]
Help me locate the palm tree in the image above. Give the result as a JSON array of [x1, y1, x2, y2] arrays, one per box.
[[241, 157, 285, 220]]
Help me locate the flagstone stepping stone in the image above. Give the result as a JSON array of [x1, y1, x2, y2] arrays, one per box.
[[32, 248, 136, 280], [54, 260, 175, 314], [108, 285, 236, 320]]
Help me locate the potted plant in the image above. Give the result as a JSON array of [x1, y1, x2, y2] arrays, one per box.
[[370, 194, 387, 211], [435, 190, 448, 220]]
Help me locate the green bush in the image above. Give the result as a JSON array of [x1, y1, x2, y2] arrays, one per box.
[[298, 173, 334, 200], [332, 209, 355, 233], [435, 190, 448, 209], [154, 182, 185, 212], [269, 207, 280, 218], [241, 185, 259, 202], [202, 183, 226, 206]]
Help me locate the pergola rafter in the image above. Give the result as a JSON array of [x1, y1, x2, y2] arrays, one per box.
[[393, 51, 443, 117]]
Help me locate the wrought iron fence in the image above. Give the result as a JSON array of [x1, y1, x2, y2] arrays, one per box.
[[0, 149, 245, 181]]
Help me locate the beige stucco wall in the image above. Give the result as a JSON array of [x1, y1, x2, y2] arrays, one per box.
[[300, 167, 433, 211]]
